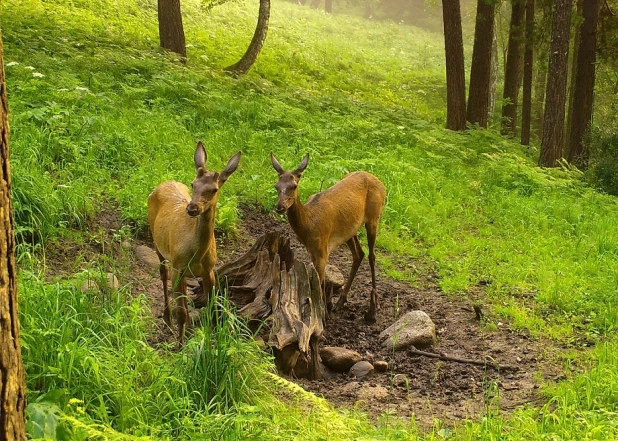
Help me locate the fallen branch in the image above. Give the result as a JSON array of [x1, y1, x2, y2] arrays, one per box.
[[408, 347, 519, 372], [605, 0, 616, 16]]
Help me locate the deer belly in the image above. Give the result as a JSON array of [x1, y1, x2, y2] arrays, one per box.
[[328, 234, 352, 253]]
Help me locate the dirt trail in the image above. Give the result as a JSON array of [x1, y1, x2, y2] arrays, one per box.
[[48, 206, 562, 428]]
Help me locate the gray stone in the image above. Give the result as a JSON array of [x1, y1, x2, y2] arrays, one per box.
[[349, 361, 374, 379], [320, 346, 363, 372], [135, 245, 161, 269], [379, 310, 436, 351], [325, 264, 345, 290], [374, 360, 388, 372]]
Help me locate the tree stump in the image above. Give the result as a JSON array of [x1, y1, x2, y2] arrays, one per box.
[[216, 232, 325, 379]]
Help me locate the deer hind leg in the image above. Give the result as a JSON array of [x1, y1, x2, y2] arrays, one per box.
[[334, 235, 364, 312], [156, 250, 172, 327], [364, 221, 379, 323], [171, 268, 189, 345]]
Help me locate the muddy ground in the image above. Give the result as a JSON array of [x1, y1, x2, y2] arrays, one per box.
[[48, 206, 563, 428]]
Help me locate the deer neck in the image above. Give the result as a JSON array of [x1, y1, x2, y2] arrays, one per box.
[[287, 196, 313, 240], [194, 206, 216, 252]]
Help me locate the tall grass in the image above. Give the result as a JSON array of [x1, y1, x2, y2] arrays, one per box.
[[4, 0, 618, 438]]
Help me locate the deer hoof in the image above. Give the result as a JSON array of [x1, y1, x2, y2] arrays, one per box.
[[333, 296, 347, 312], [364, 309, 377, 324]]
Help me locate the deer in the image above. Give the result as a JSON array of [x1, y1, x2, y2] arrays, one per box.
[[148, 141, 241, 344], [270, 153, 386, 323]]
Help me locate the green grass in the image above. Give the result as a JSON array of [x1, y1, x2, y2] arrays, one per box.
[[4, 0, 618, 438]]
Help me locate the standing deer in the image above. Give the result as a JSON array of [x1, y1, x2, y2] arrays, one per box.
[[271, 153, 386, 323], [148, 142, 241, 344]]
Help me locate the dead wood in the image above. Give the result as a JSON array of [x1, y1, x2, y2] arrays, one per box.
[[408, 347, 519, 372], [216, 231, 325, 379]]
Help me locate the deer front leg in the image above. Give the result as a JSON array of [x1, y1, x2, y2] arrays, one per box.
[[311, 250, 329, 317], [171, 268, 189, 345]]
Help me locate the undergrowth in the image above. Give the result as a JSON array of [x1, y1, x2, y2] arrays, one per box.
[[3, 0, 618, 438]]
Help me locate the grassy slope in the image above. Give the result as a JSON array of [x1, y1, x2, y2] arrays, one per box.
[[3, 0, 618, 438]]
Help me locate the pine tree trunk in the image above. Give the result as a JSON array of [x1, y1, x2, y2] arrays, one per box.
[[565, 0, 583, 146], [325, 0, 332, 13], [501, 0, 526, 136], [467, 0, 496, 128], [0, 30, 27, 441], [442, 0, 467, 131], [567, 0, 601, 168], [157, 0, 187, 61], [538, 0, 573, 167], [311, 0, 321, 8], [225, 0, 271, 75], [520, 0, 535, 145], [488, 19, 498, 121]]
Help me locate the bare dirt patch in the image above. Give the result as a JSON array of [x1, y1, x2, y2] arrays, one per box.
[[46, 206, 563, 428]]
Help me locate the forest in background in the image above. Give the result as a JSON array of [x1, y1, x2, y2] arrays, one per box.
[[1, 0, 618, 439]]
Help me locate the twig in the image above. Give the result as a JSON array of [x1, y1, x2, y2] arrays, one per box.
[[408, 347, 519, 372], [605, 0, 616, 16]]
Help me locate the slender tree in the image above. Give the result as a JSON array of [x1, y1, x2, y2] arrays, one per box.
[[158, 0, 186, 60], [538, 0, 573, 167], [488, 19, 499, 120], [467, 0, 496, 128], [501, 0, 526, 136], [225, 0, 271, 75], [442, 0, 467, 130], [521, 0, 535, 145], [567, 0, 602, 167], [0, 29, 27, 441], [325, 0, 333, 13]]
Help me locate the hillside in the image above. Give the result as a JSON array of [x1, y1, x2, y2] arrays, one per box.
[[3, 0, 618, 439]]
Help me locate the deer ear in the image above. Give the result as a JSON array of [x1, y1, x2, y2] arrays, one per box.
[[271, 153, 285, 176], [293, 153, 309, 178], [219, 151, 242, 184], [195, 141, 207, 170]]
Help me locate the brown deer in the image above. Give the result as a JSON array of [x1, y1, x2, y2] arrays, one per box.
[[148, 142, 241, 344], [271, 153, 386, 323]]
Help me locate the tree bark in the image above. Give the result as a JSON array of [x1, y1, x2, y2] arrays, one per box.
[[467, 0, 496, 128], [442, 0, 467, 131], [225, 0, 271, 75], [565, 0, 583, 145], [520, 0, 535, 145], [325, 0, 333, 13], [488, 18, 499, 121], [501, 0, 526, 136], [538, 0, 573, 167], [567, 0, 601, 168], [157, 0, 187, 61], [0, 29, 27, 441]]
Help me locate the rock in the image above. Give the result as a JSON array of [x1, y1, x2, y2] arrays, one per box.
[[358, 385, 389, 401], [379, 310, 436, 351], [80, 279, 98, 293], [135, 245, 161, 270], [349, 361, 374, 379], [320, 346, 363, 372], [374, 360, 388, 372], [325, 264, 345, 290], [120, 240, 132, 250], [106, 273, 120, 290]]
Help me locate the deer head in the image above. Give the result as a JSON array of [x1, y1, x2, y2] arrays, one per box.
[[186, 142, 242, 217], [271, 153, 309, 214]]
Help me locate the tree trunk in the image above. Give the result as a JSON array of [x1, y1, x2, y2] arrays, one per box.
[[520, 0, 535, 145], [538, 0, 573, 167], [467, 0, 496, 128], [157, 0, 187, 61], [567, 0, 601, 168], [325, 0, 332, 13], [311, 0, 321, 8], [225, 0, 271, 75], [442, 0, 467, 131], [565, 0, 583, 145], [216, 232, 325, 380], [0, 30, 27, 441], [488, 18, 498, 121], [501, 0, 526, 136]]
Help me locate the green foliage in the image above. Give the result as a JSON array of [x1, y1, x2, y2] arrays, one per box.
[[587, 128, 618, 196], [4, 0, 618, 439]]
